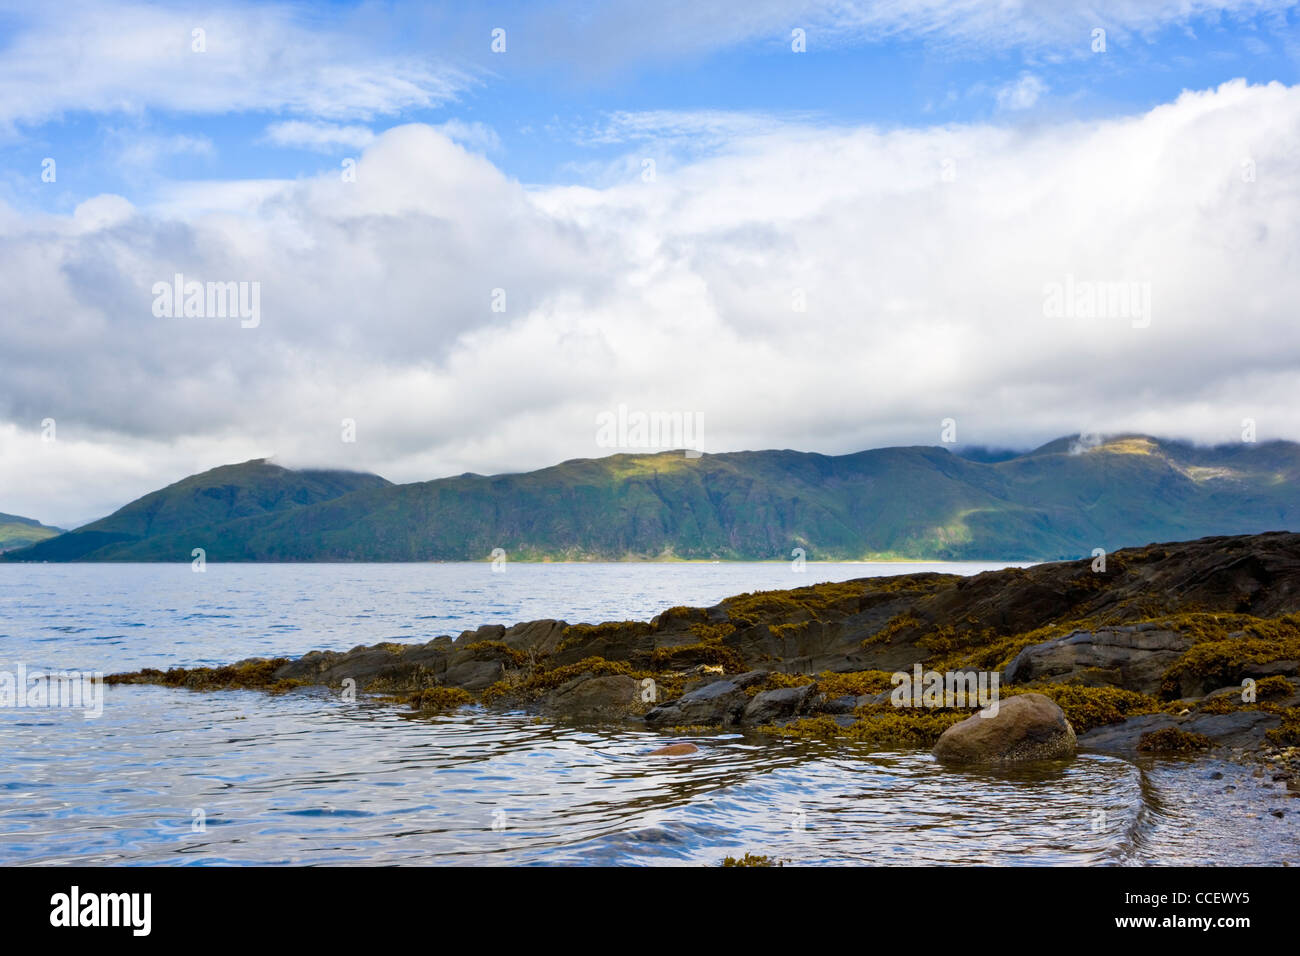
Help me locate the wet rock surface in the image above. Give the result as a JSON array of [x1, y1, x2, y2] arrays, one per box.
[[645, 672, 768, 727], [1004, 624, 1192, 694], [536, 674, 648, 721], [932, 693, 1077, 765], [1080, 710, 1282, 752], [743, 684, 818, 724], [106, 532, 1300, 771]]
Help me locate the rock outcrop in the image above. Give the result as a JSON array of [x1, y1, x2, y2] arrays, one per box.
[[644, 672, 768, 727], [1004, 624, 1193, 694], [932, 693, 1077, 764], [105, 531, 1300, 760], [1079, 710, 1282, 752], [534, 674, 648, 721], [743, 684, 818, 724]]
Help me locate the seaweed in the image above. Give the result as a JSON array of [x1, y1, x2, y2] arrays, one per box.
[[104, 658, 295, 691], [1137, 727, 1214, 753], [407, 686, 474, 712]]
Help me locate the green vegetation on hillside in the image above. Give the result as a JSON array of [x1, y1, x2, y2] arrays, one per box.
[[5, 460, 390, 561], [0, 512, 63, 553], [6, 434, 1298, 562]]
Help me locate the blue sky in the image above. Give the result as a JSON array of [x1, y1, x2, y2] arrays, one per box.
[[5, 1, 1299, 210], [3, 0, 1300, 526]]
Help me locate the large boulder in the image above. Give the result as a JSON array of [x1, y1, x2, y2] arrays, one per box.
[[1003, 624, 1193, 694], [933, 692, 1076, 765]]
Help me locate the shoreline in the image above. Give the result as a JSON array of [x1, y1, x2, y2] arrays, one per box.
[[4, 557, 1040, 566], [103, 531, 1300, 796]]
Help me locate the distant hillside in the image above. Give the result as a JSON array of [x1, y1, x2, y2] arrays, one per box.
[[7, 460, 391, 561], [0, 513, 63, 553], [5, 435, 1298, 562]]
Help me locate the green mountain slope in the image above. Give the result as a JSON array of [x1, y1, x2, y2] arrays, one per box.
[[6, 434, 1297, 562], [0, 513, 63, 553], [7, 460, 391, 561]]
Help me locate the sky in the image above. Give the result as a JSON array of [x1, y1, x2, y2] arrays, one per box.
[[2, 0, 1300, 527]]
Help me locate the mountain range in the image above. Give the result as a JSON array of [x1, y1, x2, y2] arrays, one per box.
[[4, 435, 1298, 562], [0, 512, 63, 553]]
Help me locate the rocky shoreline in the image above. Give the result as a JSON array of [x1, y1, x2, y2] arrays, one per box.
[[106, 532, 1300, 791]]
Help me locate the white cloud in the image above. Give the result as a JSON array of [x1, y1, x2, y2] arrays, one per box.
[[0, 0, 1287, 138], [3, 81, 1300, 525], [0, 0, 472, 129], [71, 195, 135, 232], [262, 119, 499, 155], [996, 74, 1048, 111], [263, 121, 377, 152]]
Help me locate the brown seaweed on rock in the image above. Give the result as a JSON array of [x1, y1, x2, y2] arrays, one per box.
[[102, 532, 1300, 759]]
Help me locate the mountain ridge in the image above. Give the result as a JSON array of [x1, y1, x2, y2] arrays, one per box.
[[5, 459, 391, 561], [5, 434, 1297, 563], [0, 512, 64, 553]]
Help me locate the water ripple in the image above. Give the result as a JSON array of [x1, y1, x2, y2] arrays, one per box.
[[1, 564, 1295, 865]]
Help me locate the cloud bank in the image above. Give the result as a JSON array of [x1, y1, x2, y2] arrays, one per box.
[[2, 79, 1299, 525]]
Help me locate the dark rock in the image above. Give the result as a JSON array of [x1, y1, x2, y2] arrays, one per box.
[[821, 694, 859, 715], [442, 658, 504, 691], [537, 674, 645, 720], [933, 692, 1076, 765], [743, 684, 817, 724], [1004, 624, 1192, 694], [454, 624, 506, 646], [681, 668, 728, 695], [1246, 659, 1300, 678], [645, 678, 752, 727], [501, 619, 568, 655], [1079, 710, 1282, 752], [274, 644, 448, 688]]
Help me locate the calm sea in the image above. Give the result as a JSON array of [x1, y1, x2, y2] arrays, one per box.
[[0, 562, 1294, 865]]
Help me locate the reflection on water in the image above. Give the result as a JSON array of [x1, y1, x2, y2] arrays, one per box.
[[0, 563, 1295, 866], [2, 686, 1295, 866]]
